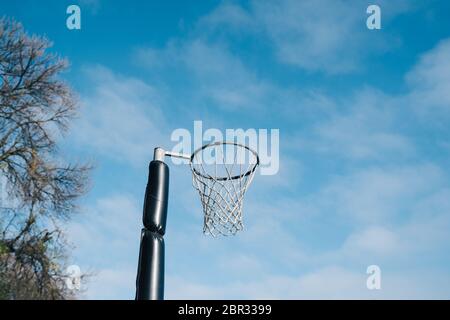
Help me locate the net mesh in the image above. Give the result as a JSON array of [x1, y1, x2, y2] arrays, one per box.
[[190, 143, 258, 237]]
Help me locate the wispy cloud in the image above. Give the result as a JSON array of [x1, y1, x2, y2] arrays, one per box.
[[67, 194, 141, 299], [318, 164, 444, 224], [70, 65, 168, 166], [296, 89, 415, 161], [200, 0, 415, 74], [167, 266, 450, 299], [406, 38, 450, 117], [62, 2, 450, 300], [135, 40, 273, 112]]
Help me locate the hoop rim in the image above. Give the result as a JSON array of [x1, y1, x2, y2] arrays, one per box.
[[190, 141, 260, 181]]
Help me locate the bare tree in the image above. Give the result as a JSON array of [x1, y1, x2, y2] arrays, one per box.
[[0, 18, 90, 299]]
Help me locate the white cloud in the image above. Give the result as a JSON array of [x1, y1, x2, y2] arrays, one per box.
[[67, 194, 141, 299], [68, 163, 449, 299], [68, 194, 141, 258], [64, 3, 450, 300], [198, 2, 255, 33], [316, 114, 412, 160], [136, 40, 273, 111], [322, 186, 450, 265], [165, 191, 450, 300], [82, 267, 136, 300], [217, 253, 266, 278], [403, 188, 450, 252], [295, 88, 415, 161], [199, 0, 414, 74], [342, 226, 400, 256], [253, 0, 364, 73], [319, 164, 443, 224], [135, 32, 344, 118], [406, 38, 450, 116], [71, 65, 167, 166], [167, 266, 450, 299], [167, 267, 366, 299]]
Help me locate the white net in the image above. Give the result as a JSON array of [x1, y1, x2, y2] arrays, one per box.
[[190, 142, 259, 237]]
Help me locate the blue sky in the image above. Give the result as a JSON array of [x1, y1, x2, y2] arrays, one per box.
[[3, 0, 450, 299]]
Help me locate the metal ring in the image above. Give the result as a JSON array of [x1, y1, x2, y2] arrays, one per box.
[[190, 141, 260, 181]]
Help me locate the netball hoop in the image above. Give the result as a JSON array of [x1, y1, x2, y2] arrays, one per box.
[[190, 142, 259, 236], [135, 142, 259, 300]]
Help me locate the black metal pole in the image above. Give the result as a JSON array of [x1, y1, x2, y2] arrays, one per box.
[[135, 159, 169, 300]]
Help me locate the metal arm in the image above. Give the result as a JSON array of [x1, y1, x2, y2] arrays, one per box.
[[153, 147, 191, 161]]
